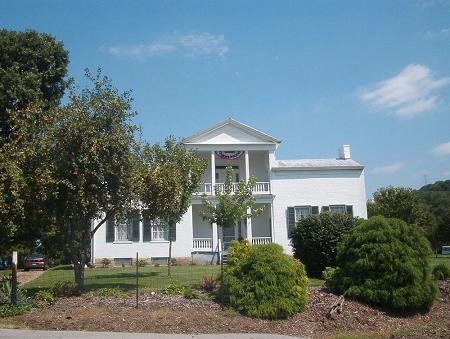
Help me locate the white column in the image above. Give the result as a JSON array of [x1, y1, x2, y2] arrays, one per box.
[[212, 222, 218, 251], [210, 151, 215, 194], [244, 150, 250, 182], [246, 211, 252, 244]]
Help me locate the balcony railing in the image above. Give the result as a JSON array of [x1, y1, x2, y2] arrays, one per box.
[[251, 237, 272, 245], [193, 238, 213, 250], [195, 182, 271, 195]]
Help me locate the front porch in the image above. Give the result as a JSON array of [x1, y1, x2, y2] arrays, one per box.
[[191, 203, 273, 252]]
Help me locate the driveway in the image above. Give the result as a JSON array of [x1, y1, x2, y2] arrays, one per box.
[[0, 330, 306, 339]]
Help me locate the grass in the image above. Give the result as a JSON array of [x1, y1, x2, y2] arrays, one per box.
[[23, 264, 325, 294], [430, 254, 450, 269], [24, 265, 220, 294]]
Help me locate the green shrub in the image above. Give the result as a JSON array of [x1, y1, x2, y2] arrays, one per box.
[[34, 290, 56, 303], [51, 281, 79, 297], [182, 288, 200, 299], [95, 287, 126, 297], [137, 259, 147, 267], [322, 267, 336, 282], [291, 212, 358, 277], [0, 304, 32, 318], [432, 264, 450, 280], [161, 282, 186, 295], [101, 258, 111, 268], [223, 242, 308, 319], [329, 216, 438, 311], [0, 276, 27, 305]]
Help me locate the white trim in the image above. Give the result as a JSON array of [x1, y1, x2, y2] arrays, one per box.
[[183, 118, 281, 144]]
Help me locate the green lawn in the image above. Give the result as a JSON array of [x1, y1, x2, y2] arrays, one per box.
[[23, 264, 325, 294], [24, 265, 220, 294], [430, 254, 450, 269]]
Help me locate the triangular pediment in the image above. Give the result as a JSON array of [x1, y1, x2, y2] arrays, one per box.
[[183, 118, 280, 145]]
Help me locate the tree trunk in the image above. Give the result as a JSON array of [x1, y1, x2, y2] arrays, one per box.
[[72, 256, 85, 293]]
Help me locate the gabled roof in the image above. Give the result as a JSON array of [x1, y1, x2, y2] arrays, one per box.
[[272, 158, 364, 170], [183, 118, 281, 145]]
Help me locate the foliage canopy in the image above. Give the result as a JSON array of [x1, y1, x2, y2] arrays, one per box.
[[328, 216, 437, 311], [291, 212, 359, 277]]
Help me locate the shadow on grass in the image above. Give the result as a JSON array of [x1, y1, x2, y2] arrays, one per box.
[[88, 271, 159, 279]]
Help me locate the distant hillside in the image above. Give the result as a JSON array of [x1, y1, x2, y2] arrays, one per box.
[[419, 180, 450, 193]]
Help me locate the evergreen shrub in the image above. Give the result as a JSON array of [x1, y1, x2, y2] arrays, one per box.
[[223, 242, 308, 319], [328, 216, 437, 311], [291, 212, 358, 277]]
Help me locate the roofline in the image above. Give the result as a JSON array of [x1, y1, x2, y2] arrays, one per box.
[[271, 165, 365, 171], [182, 118, 282, 144]]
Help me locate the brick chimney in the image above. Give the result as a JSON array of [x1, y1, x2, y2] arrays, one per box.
[[338, 145, 351, 159]]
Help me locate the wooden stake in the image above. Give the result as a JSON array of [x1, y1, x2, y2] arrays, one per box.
[[11, 251, 17, 305], [135, 252, 139, 309]]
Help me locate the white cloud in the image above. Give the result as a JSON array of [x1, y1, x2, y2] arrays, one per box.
[[425, 27, 450, 39], [372, 162, 404, 174], [359, 64, 450, 117], [432, 141, 450, 156], [107, 32, 229, 59]]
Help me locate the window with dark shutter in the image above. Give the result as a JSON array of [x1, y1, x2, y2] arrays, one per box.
[[106, 218, 115, 243], [287, 207, 295, 238], [131, 212, 140, 242], [321, 206, 330, 213], [312, 206, 319, 215], [346, 205, 353, 216], [143, 214, 152, 242], [169, 224, 176, 242]]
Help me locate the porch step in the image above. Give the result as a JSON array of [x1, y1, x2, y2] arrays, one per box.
[[222, 254, 228, 265]]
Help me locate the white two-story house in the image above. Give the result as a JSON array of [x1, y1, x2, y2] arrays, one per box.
[[91, 118, 367, 265]]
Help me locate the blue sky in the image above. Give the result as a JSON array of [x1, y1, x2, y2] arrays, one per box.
[[1, 0, 449, 196]]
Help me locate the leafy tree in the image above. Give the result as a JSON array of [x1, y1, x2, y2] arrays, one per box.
[[140, 137, 207, 276], [45, 69, 142, 290], [0, 29, 68, 139], [201, 166, 264, 249], [328, 216, 437, 311], [0, 29, 69, 253], [418, 180, 450, 247], [291, 212, 359, 277], [223, 242, 308, 319], [368, 186, 437, 244]]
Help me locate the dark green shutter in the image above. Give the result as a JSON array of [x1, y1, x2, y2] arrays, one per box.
[[132, 212, 140, 242], [321, 206, 330, 213], [287, 207, 295, 238], [143, 215, 151, 242], [106, 218, 115, 243], [312, 206, 319, 215], [346, 205, 353, 216], [169, 224, 176, 242]]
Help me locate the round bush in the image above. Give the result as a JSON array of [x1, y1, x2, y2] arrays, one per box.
[[291, 212, 358, 277], [328, 216, 437, 311], [223, 242, 308, 319]]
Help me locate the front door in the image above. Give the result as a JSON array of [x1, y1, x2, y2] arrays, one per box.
[[222, 224, 235, 251]]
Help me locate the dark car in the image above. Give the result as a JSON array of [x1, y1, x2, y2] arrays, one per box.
[[0, 257, 7, 270], [23, 253, 48, 271]]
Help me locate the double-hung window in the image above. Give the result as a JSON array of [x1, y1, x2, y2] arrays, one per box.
[[151, 219, 169, 241], [294, 206, 312, 222], [329, 205, 347, 214]]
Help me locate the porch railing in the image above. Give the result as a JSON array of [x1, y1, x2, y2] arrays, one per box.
[[195, 182, 271, 195], [193, 238, 213, 250], [252, 237, 272, 245]]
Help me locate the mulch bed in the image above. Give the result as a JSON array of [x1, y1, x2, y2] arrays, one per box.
[[8, 281, 450, 338]]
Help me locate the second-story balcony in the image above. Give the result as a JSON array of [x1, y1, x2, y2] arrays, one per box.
[[195, 182, 271, 195]]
